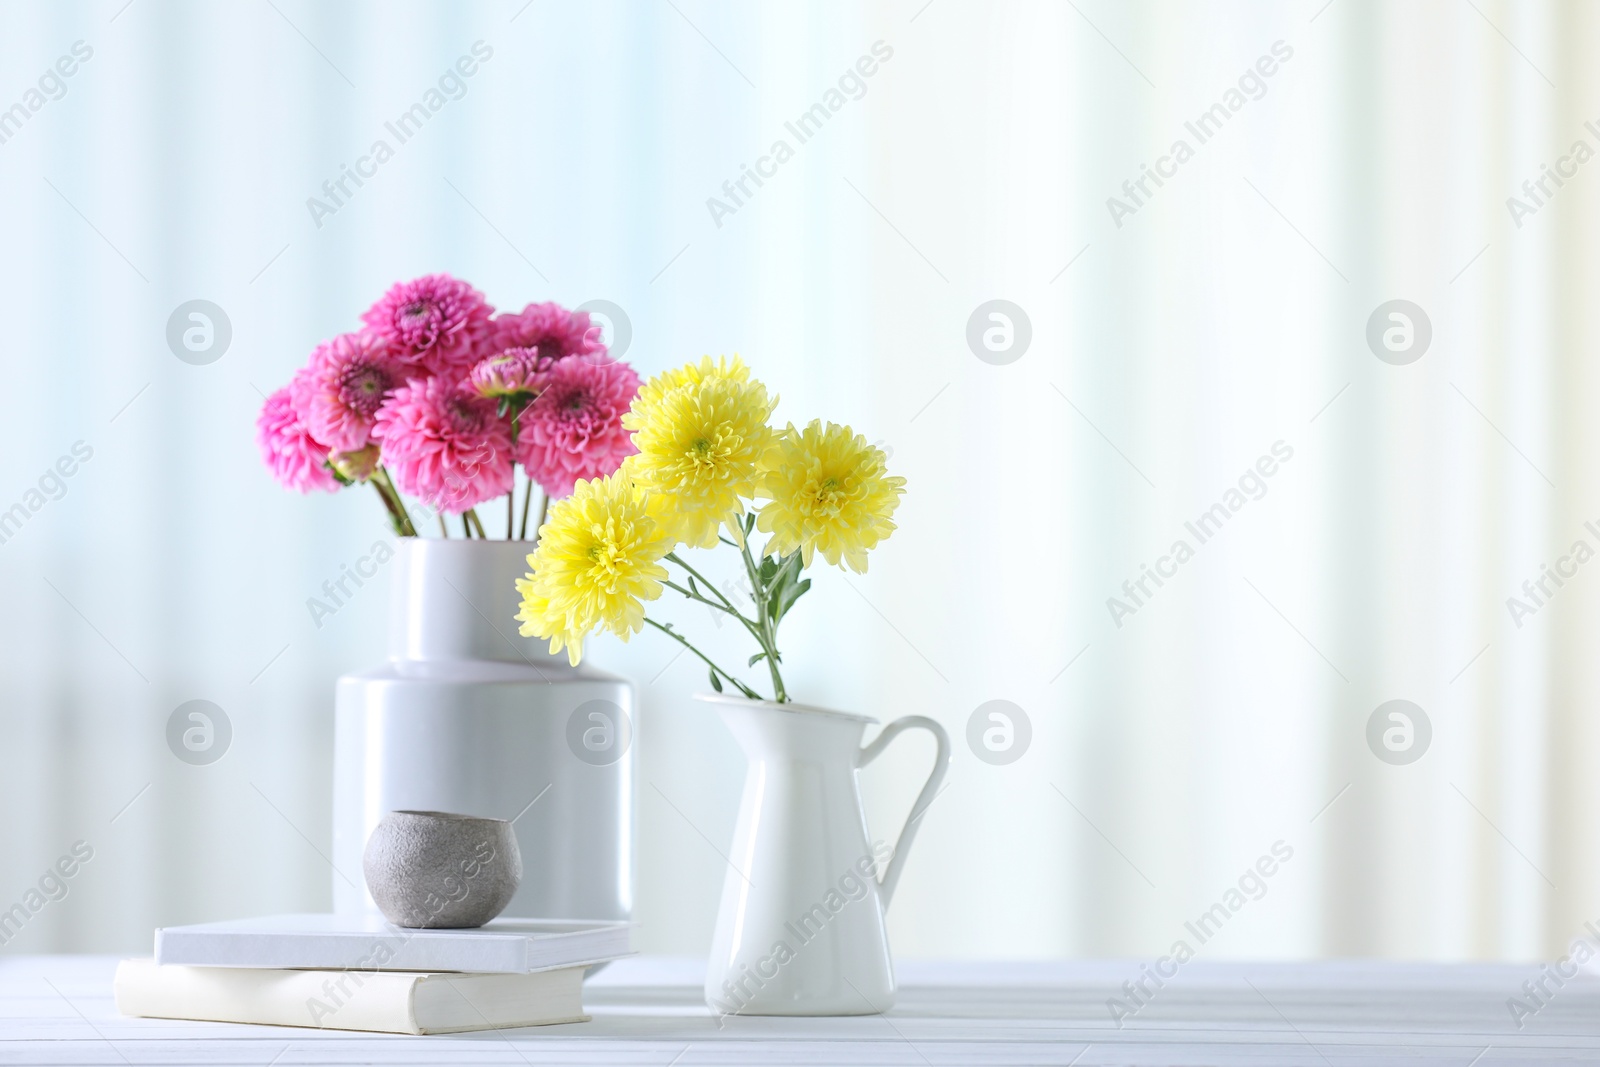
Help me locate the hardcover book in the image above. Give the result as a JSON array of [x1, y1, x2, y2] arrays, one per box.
[[115, 958, 588, 1035], [153, 912, 632, 974]]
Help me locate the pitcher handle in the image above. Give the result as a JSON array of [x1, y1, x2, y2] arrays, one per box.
[[858, 715, 951, 908]]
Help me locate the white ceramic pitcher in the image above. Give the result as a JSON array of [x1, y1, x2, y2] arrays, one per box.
[[700, 693, 950, 1016]]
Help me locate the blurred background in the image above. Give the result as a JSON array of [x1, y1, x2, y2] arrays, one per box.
[[1, 0, 1597, 963]]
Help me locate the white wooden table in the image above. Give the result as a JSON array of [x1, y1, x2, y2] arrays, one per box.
[[3, 955, 1597, 1064]]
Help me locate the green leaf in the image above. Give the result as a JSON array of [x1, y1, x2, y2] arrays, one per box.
[[748, 652, 768, 667], [709, 669, 724, 693], [774, 577, 811, 621], [764, 562, 790, 624], [687, 575, 702, 597], [496, 397, 511, 418]]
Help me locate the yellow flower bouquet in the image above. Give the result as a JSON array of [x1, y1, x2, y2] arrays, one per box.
[[513, 356, 905, 702]]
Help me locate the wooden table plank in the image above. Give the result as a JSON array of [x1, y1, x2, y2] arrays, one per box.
[[0, 956, 1596, 1065]]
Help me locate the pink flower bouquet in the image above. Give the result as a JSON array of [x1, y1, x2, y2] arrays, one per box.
[[257, 274, 637, 539]]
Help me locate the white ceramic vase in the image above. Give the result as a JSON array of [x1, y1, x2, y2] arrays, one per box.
[[701, 693, 950, 1016], [331, 539, 635, 925]]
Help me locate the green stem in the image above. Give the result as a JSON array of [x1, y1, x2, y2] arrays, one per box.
[[370, 482, 405, 537], [643, 618, 762, 700], [739, 537, 788, 702], [661, 578, 767, 646], [507, 409, 523, 540], [438, 513, 449, 538], [368, 470, 415, 538], [666, 553, 752, 619], [662, 551, 769, 649], [518, 477, 534, 540], [374, 467, 417, 537], [465, 509, 488, 539]]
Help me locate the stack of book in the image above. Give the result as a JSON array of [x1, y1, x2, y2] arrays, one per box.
[[115, 913, 632, 1035]]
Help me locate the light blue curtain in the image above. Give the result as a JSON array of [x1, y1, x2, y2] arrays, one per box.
[[1, 0, 1595, 963]]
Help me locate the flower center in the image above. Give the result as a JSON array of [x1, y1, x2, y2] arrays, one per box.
[[446, 397, 486, 435], [585, 532, 628, 591], [812, 475, 846, 512], [337, 363, 393, 418]]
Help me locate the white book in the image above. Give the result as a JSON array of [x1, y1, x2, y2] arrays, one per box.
[[154, 913, 632, 974], [114, 958, 589, 1034]]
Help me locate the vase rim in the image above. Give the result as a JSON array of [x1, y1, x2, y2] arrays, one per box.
[[694, 691, 877, 724]]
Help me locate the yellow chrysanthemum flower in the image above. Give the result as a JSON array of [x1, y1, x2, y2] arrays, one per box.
[[755, 420, 906, 573], [621, 356, 777, 549], [515, 470, 672, 665]]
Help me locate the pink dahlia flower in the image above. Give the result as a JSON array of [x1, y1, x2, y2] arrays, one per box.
[[288, 332, 399, 452], [517, 357, 640, 498], [360, 274, 493, 379], [373, 377, 513, 513], [469, 347, 553, 399], [490, 302, 606, 367], [257, 386, 338, 494]]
